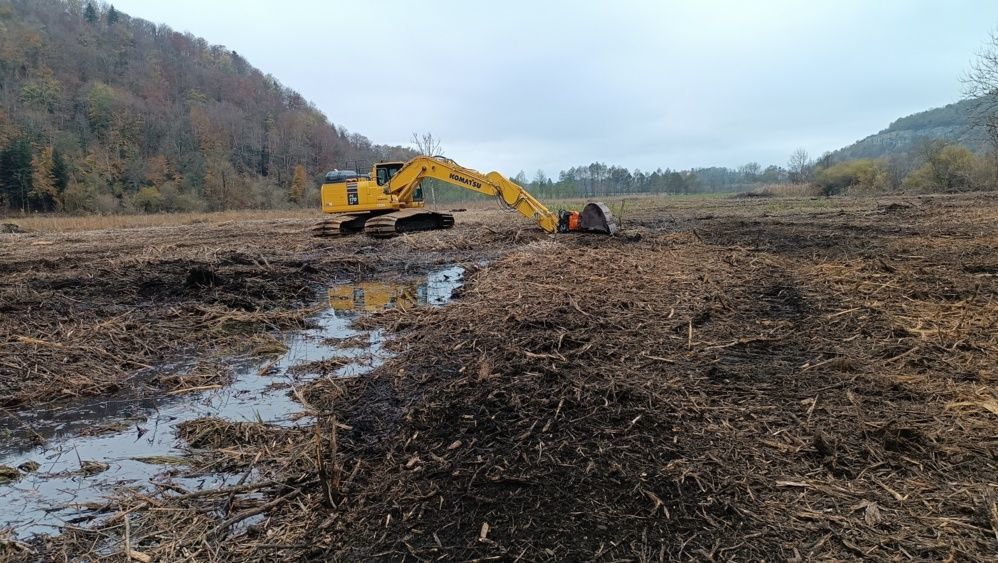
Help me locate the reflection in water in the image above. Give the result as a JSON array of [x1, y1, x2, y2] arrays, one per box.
[[0, 266, 464, 539], [329, 283, 420, 312], [328, 266, 464, 312]]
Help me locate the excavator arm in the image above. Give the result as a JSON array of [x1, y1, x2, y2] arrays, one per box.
[[387, 156, 561, 232]]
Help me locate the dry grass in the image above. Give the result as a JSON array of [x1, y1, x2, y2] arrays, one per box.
[[321, 205, 997, 560], [2, 193, 730, 234], [1, 209, 317, 233]]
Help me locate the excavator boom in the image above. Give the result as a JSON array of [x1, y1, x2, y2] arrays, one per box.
[[387, 157, 560, 232]]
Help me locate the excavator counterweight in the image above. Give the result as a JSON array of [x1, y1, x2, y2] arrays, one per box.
[[314, 156, 616, 238]]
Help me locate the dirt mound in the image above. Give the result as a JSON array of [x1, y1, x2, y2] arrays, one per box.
[[878, 201, 913, 213], [733, 190, 773, 198]]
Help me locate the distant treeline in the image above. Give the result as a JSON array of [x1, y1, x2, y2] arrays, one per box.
[[426, 138, 994, 204], [514, 162, 791, 200], [0, 0, 413, 215]]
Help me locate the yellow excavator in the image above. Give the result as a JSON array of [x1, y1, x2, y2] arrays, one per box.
[[312, 156, 617, 237]]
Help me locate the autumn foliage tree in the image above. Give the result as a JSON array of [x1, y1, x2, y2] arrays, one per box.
[[289, 164, 306, 204], [902, 142, 978, 191], [30, 146, 60, 211], [0, 0, 414, 214]]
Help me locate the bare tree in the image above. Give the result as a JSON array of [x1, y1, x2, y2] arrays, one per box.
[[962, 29, 998, 184], [411, 132, 443, 156], [739, 162, 761, 183], [410, 132, 443, 207], [787, 148, 811, 184]]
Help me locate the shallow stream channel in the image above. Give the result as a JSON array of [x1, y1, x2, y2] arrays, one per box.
[[0, 266, 465, 539]]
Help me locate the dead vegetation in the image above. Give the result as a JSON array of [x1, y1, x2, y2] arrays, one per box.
[[311, 196, 996, 560], [0, 211, 507, 407], [151, 362, 235, 394], [0, 221, 327, 406], [2, 208, 317, 234], [4, 194, 997, 561]]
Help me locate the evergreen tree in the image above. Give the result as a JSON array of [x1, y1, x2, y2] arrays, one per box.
[[0, 138, 35, 212], [107, 5, 120, 25], [84, 2, 98, 24], [52, 148, 70, 192]]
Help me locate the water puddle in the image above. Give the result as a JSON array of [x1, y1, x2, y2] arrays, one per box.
[[0, 266, 465, 539]]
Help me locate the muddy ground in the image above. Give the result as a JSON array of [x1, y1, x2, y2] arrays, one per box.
[[2, 194, 997, 561], [0, 211, 515, 407]]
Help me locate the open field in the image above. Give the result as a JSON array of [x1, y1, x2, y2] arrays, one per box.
[[1, 194, 996, 561], [0, 191, 830, 236], [0, 193, 721, 234], [0, 209, 318, 233]]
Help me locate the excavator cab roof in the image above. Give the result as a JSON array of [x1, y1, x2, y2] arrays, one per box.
[[324, 170, 369, 183]]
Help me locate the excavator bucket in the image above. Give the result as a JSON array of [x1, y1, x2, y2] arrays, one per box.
[[577, 202, 618, 235]]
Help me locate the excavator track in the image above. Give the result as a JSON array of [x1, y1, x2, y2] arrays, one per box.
[[312, 212, 380, 237], [364, 208, 455, 238]]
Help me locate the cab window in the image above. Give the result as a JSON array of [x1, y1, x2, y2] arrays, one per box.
[[376, 164, 403, 186]]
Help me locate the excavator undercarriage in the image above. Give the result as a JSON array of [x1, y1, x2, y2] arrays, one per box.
[[311, 212, 376, 237], [312, 209, 455, 238], [364, 209, 455, 238]]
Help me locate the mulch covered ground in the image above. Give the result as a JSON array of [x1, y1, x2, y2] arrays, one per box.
[[7, 195, 997, 561]]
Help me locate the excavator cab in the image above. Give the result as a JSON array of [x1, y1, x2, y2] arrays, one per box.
[[376, 161, 423, 201], [375, 162, 405, 186]]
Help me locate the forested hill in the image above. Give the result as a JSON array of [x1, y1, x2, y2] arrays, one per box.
[[830, 98, 988, 161], [0, 0, 413, 213]]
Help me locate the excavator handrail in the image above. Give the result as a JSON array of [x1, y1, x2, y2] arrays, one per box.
[[386, 156, 560, 233]]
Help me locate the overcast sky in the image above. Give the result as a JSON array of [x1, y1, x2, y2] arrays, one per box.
[[112, 0, 998, 175]]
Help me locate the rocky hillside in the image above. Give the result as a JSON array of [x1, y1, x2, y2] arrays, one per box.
[[831, 98, 988, 161]]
